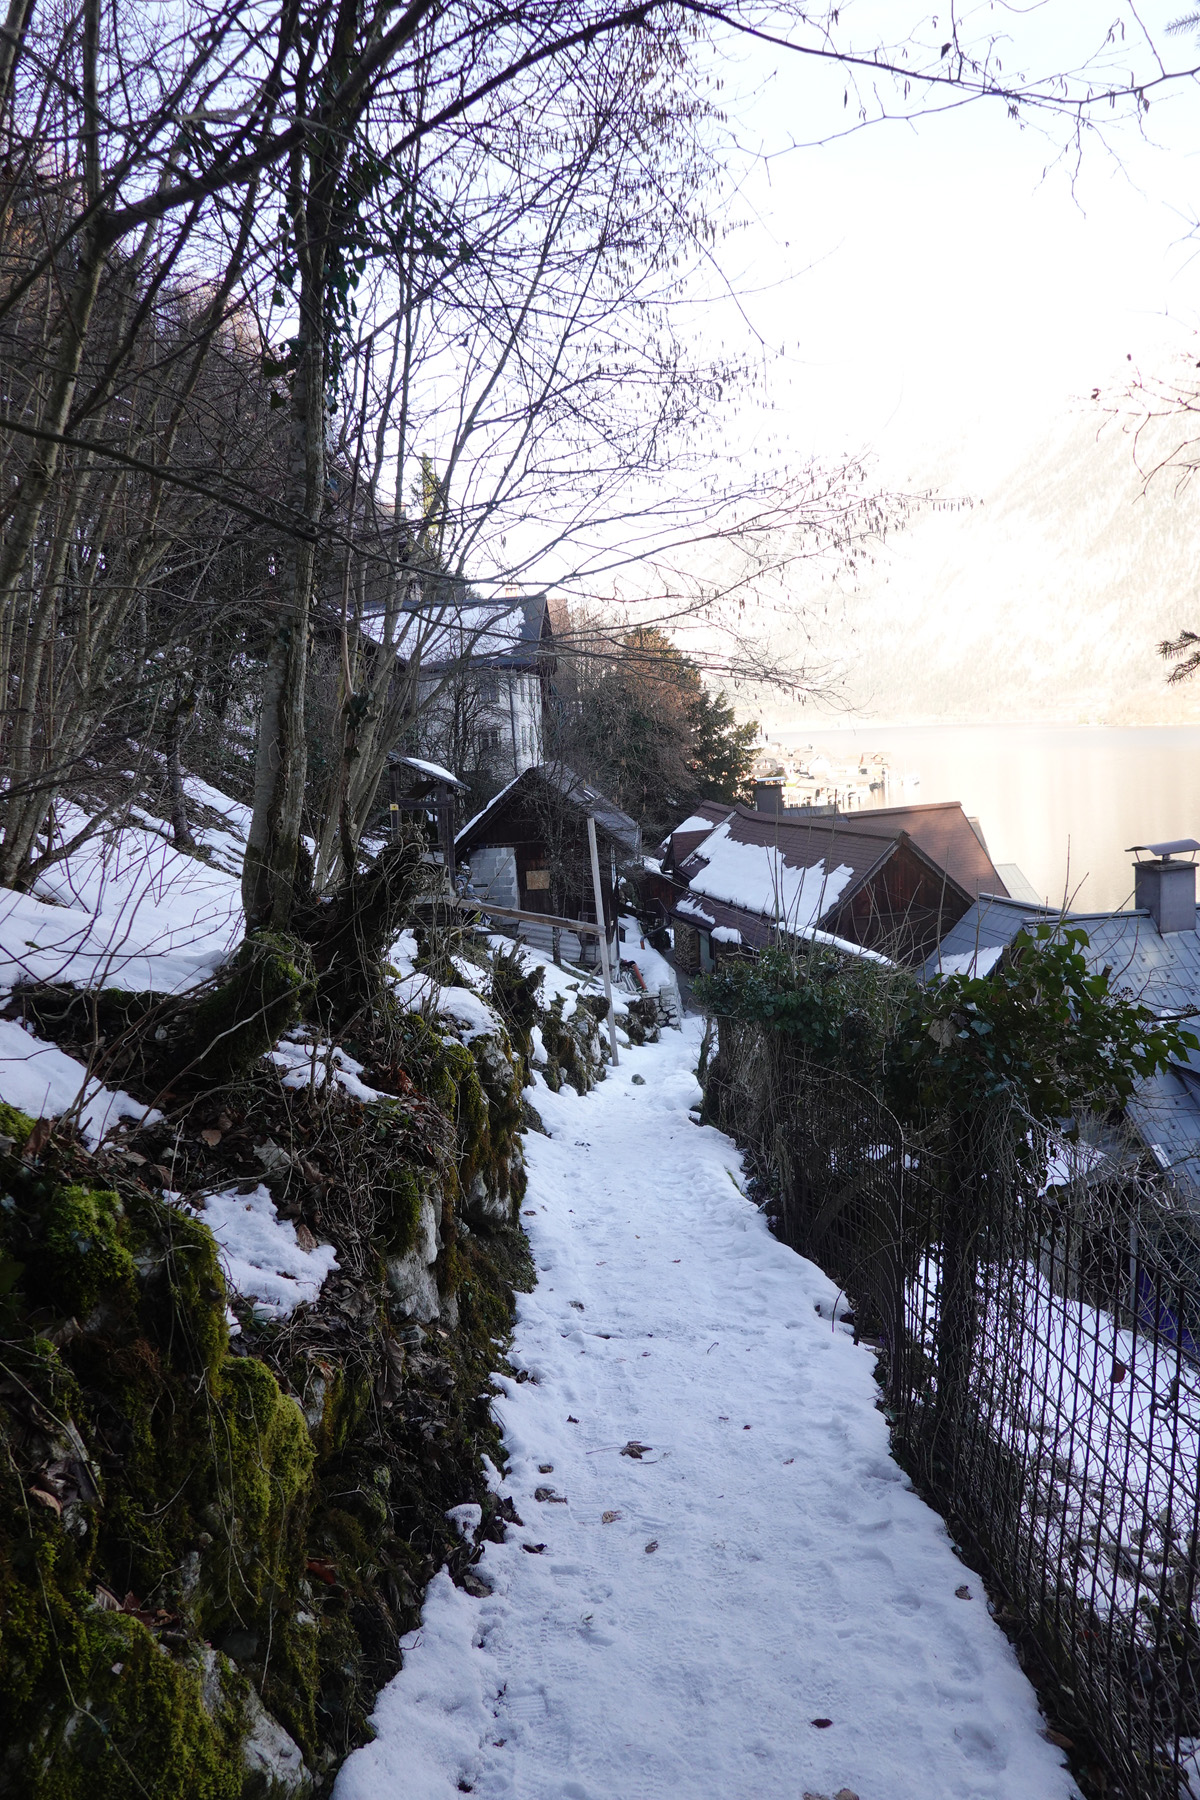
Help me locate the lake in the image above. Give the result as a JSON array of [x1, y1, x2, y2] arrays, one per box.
[[772, 723, 1200, 913]]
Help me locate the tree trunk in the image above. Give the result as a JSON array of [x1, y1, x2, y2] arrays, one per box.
[[164, 683, 195, 851], [242, 299, 325, 929]]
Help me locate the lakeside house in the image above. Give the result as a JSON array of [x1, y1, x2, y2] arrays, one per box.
[[926, 840, 1200, 1198], [662, 797, 1010, 971]]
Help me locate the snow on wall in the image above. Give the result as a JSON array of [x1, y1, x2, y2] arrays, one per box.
[[189, 1182, 338, 1320]]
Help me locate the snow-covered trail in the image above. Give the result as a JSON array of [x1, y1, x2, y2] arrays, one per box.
[[336, 1022, 1078, 1800]]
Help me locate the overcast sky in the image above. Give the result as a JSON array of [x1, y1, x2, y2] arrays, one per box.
[[701, 3, 1200, 490]]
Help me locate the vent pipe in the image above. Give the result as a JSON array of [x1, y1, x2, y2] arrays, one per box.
[[1128, 839, 1200, 934]]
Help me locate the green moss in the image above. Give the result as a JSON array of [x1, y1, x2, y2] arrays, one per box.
[[0, 1495, 244, 1800], [539, 995, 602, 1096], [40, 1184, 134, 1319], [301, 1357, 370, 1465], [0, 1101, 34, 1149], [205, 1356, 316, 1753], [178, 931, 314, 1083], [377, 1167, 423, 1258], [487, 949, 543, 1069], [209, 1358, 313, 1612], [0, 968, 539, 1795]]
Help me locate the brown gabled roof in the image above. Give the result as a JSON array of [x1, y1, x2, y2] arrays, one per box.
[[670, 803, 975, 956], [673, 805, 900, 927], [819, 801, 1008, 899], [663, 800, 736, 871]]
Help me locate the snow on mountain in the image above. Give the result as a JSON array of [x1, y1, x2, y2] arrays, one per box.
[[763, 399, 1200, 729]]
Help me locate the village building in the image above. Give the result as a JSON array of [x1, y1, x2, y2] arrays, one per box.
[[661, 798, 1004, 971], [415, 593, 555, 780], [455, 762, 641, 951], [926, 839, 1200, 1198]]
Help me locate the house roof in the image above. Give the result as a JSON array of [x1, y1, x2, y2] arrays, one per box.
[[391, 753, 467, 791], [418, 593, 552, 673], [455, 763, 641, 859], [673, 805, 899, 935], [665, 798, 1008, 902], [672, 883, 891, 961], [663, 801, 736, 870], [925, 893, 1200, 1194], [360, 592, 553, 674], [809, 801, 1008, 900]]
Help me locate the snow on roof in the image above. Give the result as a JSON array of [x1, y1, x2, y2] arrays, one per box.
[[399, 754, 466, 789], [361, 594, 549, 672], [455, 771, 524, 845], [933, 945, 1005, 979], [684, 817, 854, 932], [676, 892, 716, 927]]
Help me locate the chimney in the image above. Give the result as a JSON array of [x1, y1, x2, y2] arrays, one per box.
[[1129, 840, 1200, 933], [754, 780, 784, 814]]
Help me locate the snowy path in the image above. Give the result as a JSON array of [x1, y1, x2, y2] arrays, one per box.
[[336, 1022, 1079, 1800]]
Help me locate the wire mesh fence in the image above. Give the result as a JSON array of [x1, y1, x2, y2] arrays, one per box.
[[707, 1016, 1200, 1799]]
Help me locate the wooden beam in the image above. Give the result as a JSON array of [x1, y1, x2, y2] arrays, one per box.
[[416, 895, 603, 937]]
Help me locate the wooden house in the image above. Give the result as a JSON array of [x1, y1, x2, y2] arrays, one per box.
[[664, 802, 981, 971], [455, 763, 641, 931]]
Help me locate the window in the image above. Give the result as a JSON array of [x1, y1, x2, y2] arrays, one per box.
[[477, 673, 499, 705]]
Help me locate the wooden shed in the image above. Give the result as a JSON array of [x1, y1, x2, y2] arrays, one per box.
[[455, 763, 641, 931]]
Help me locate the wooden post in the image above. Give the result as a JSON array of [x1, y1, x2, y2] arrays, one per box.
[[587, 813, 619, 1066], [435, 780, 455, 885]]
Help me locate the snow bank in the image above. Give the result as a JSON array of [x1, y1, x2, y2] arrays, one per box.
[[270, 1036, 385, 1104], [19, 798, 243, 991], [0, 1016, 158, 1146], [0, 782, 246, 1140]]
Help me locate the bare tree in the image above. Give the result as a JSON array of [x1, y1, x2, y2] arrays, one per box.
[[0, 0, 1187, 921]]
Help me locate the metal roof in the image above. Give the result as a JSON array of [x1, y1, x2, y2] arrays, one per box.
[[1128, 839, 1200, 859]]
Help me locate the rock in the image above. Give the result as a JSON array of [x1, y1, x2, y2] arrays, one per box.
[[218, 1627, 260, 1663], [386, 1196, 441, 1323], [253, 1139, 295, 1176], [463, 1168, 510, 1229], [520, 1098, 549, 1135], [240, 1680, 313, 1795], [630, 1073, 646, 1085]]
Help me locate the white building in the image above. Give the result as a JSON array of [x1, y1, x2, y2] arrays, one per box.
[[415, 593, 554, 781]]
